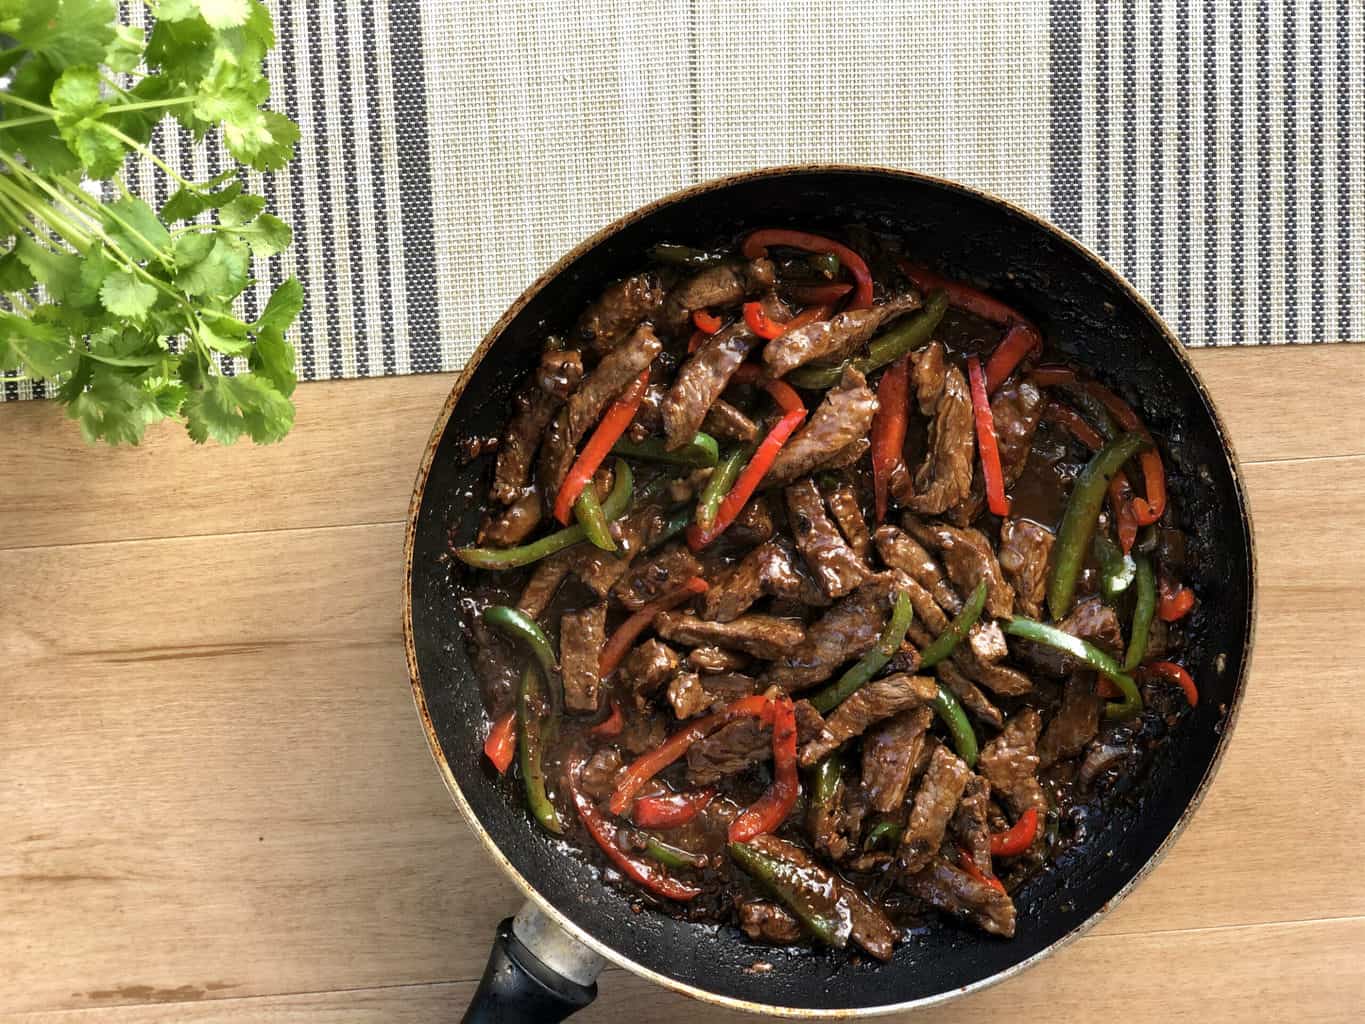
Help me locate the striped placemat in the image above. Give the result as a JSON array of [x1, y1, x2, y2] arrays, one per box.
[[4, 0, 1361, 403]]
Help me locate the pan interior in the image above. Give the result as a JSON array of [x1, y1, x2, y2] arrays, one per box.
[[406, 169, 1254, 1013]]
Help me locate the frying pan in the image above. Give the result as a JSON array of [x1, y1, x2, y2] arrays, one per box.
[[403, 167, 1256, 1020]]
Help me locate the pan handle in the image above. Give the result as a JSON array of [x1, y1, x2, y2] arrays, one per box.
[[461, 903, 605, 1023]]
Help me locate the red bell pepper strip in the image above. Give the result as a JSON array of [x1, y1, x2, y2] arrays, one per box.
[[1158, 578, 1196, 622], [1141, 660, 1198, 706], [898, 261, 1031, 328], [958, 846, 1006, 893], [1043, 400, 1141, 553], [983, 322, 1043, 394], [783, 281, 852, 305], [989, 807, 1039, 857], [728, 697, 799, 842], [599, 576, 708, 678], [871, 354, 910, 523], [1042, 400, 1104, 449], [742, 229, 874, 310], [482, 709, 517, 773], [590, 699, 624, 738], [692, 308, 723, 334], [743, 300, 786, 341], [553, 370, 649, 525], [568, 757, 701, 902], [967, 355, 1011, 516], [632, 788, 716, 829], [608, 694, 776, 816]]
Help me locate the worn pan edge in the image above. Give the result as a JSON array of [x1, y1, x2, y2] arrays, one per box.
[[402, 163, 1258, 1018]]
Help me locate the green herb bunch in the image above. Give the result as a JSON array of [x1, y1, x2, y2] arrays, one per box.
[[0, 0, 301, 445]]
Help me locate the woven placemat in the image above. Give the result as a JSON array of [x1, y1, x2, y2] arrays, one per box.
[[4, 0, 1361, 403]]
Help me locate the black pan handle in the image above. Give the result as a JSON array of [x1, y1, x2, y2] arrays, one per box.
[[462, 903, 605, 1023]]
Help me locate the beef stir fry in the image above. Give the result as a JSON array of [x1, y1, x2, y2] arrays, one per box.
[[453, 229, 1200, 959]]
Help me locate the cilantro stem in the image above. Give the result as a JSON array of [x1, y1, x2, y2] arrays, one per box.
[[0, 92, 55, 116], [98, 123, 196, 189], [0, 96, 193, 132], [0, 114, 57, 130], [0, 174, 95, 251]]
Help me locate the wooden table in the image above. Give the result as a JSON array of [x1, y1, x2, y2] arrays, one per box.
[[3, 346, 1363, 1023]]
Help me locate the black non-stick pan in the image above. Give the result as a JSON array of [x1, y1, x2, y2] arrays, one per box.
[[403, 167, 1256, 1020]]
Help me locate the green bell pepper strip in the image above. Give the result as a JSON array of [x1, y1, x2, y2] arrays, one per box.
[[786, 290, 949, 389], [1094, 530, 1136, 600], [864, 820, 903, 851], [809, 591, 914, 713], [810, 754, 843, 808], [613, 432, 719, 468], [729, 841, 852, 948], [917, 580, 988, 669], [650, 242, 724, 268], [1004, 616, 1143, 719], [483, 604, 562, 714], [694, 444, 752, 532], [454, 459, 633, 570], [516, 664, 563, 835], [573, 486, 616, 552], [931, 684, 979, 767], [643, 835, 707, 870], [1047, 432, 1150, 620], [1123, 554, 1157, 671]]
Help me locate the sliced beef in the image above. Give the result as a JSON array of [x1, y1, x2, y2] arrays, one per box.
[[577, 746, 624, 801], [978, 709, 1049, 837], [824, 480, 872, 561], [806, 764, 859, 861], [666, 671, 756, 719], [745, 835, 898, 961], [560, 603, 607, 712], [494, 388, 562, 504], [619, 706, 668, 755], [861, 706, 933, 814], [1014, 597, 1123, 678], [904, 343, 974, 515], [998, 518, 1055, 620], [991, 378, 1046, 486], [573, 272, 666, 354], [902, 858, 1016, 938], [785, 478, 871, 599], [535, 348, 585, 399], [935, 660, 1004, 730], [702, 398, 760, 443], [873, 524, 962, 615], [761, 293, 920, 377], [953, 627, 1034, 697], [686, 717, 770, 784], [764, 570, 912, 690], [757, 537, 831, 607], [763, 367, 879, 488], [818, 437, 872, 475], [687, 646, 750, 674], [798, 674, 938, 766], [611, 543, 704, 611], [661, 321, 759, 449], [536, 412, 577, 504], [738, 900, 803, 945], [620, 639, 681, 702], [701, 547, 767, 622], [655, 611, 805, 660], [661, 258, 776, 333], [478, 491, 543, 547], [1039, 673, 1103, 768], [951, 776, 993, 872], [904, 517, 1016, 619], [627, 381, 667, 439], [898, 744, 972, 873], [516, 551, 573, 619], [729, 494, 776, 547]]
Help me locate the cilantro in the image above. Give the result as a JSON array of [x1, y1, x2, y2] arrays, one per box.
[[0, 0, 301, 445]]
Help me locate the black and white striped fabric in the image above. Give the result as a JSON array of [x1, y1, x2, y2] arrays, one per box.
[[4, 0, 1361, 403]]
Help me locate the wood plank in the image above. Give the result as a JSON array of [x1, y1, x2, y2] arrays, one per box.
[[2, 346, 1363, 552], [2, 456, 1362, 1013], [6, 918, 1363, 1022]]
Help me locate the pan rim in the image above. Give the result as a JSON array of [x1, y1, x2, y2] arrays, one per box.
[[402, 162, 1258, 1017]]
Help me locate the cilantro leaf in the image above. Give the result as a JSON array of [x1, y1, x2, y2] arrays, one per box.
[[248, 324, 297, 397], [99, 269, 158, 319], [14, 0, 117, 71], [257, 278, 303, 334], [102, 197, 171, 262]]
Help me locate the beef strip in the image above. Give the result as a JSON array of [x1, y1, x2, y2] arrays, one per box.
[[686, 717, 770, 785], [661, 258, 776, 333], [478, 491, 543, 547], [873, 524, 963, 615], [688, 646, 750, 674], [494, 389, 562, 504], [902, 858, 1016, 938], [998, 518, 1055, 620], [738, 899, 804, 945], [953, 640, 1034, 697], [1013, 596, 1123, 678], [905, 343, 975, 515], [764, 570, 913, 690], [761, 293, 920, 377], [746, 834, 898, 961], [824, 480, 872, 561], [666, 671, 756, 719], [577, 746, 624, 801], [654, 611, 805, 660], [516, 551, 573, 619], [701, 398, 760, 443], [898, 744, 972, 873], [621, 640, 681, 701], [903, 517, 1016, 619], [627, 382, 667, 439], [1038, 673, 1103, 768], [785, 478, 871, 599], [610, 543, 704, 611], [661, 321, 759, 449], [991, 378, 1046, 486], [935, 660, 1004, 730], [763, 367, 879, 488], [560, 603, 607, 712], [536, 349, 586, 399], [573, 272, 666, 354], [806, 764, 858, 861], [619, 706, 668, 755], [798, 674, 939, 765], [758, 536, 830, 607], [977, 709, 1049, 840], [728, 494, 776, 547], [951, 775, 993, 872], [701, 548, 766, 622], [861, 706, 933, 814]]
